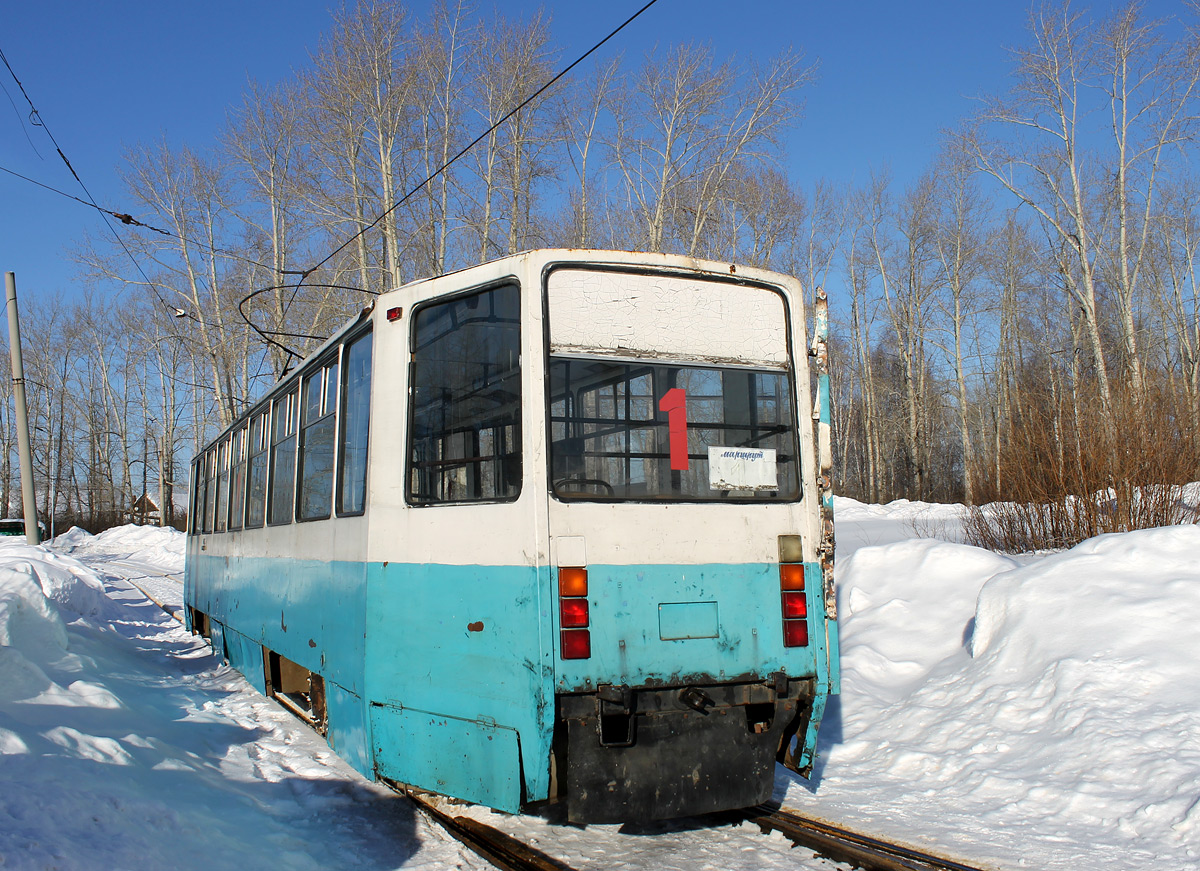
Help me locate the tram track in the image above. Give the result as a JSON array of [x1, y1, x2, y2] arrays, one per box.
[[86, 554, 185, 621], [408, 792, 574, 871], [407, 789, 990, 871], [734, 803, 991, 871]]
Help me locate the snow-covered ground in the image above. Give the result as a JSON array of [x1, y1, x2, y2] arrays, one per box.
[[1, 503, 1197, 870]]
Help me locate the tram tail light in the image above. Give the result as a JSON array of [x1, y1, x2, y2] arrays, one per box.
[[560, 597, 589, 627], [782, 591, 807, 619], [780, 563, 806, 590], [558, 566, 592, 659], [778, 537, 810, 648], [561, 628, 591, 659], [783, 619, 809, 648], [559, 567, 588, 597]]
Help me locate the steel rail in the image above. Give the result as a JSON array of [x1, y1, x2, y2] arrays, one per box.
[[94, 557, 185, 622], [738, 803, 991, 871], [408, 793, 576, 871]]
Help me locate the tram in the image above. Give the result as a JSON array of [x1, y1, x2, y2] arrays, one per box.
[[185, 249, 838, 822]]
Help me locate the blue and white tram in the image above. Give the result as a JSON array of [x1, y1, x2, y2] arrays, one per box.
[[185, 249, 838, 822]]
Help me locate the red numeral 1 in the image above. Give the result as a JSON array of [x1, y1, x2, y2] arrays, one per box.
[[659, 388, 689, 471]]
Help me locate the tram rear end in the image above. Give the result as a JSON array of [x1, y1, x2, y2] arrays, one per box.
[[541, 265, 835, 822]]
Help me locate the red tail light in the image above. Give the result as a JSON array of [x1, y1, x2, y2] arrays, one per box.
[[783, 619, 809, 648], [558, 566, 592, 659], [561, 628, 591, 659], [779, 543, 809, 647], [782, 591, 807, 619], [560, 598, 589, 628]]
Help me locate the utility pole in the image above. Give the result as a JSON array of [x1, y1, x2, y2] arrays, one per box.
[[5, 273, 40, 544]]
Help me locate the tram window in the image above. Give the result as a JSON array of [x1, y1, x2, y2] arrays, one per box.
[[407, 283, 521, 505], [190, 457, 204, 534], [215, 438, 231, 532], [337, 330, 372, 516], [246, 411, 269, 528], [298, 358, 339, 521], [549, 359, 800, 502], [269, 387, 299, 525], [229, 426, 247, 531], [204, 447, 218, 533]]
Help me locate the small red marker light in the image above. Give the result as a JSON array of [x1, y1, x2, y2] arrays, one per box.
[[561, 628, 591, 659], [783, 620, 809, 648], [386, 306, 403, 322], [782, 591, 807, 619], [560, 598, 589, 628]]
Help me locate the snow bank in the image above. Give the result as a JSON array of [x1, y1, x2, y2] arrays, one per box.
[[0, 537, 466, 871], [787, 520, 1200, 871], [89, 524, 184, 558], [52, 523, 185, 572], [0, 563, 68, 653], [4, 505, 1198, 870], [832, 495, 967, 551], [0, 539, 120, 622]]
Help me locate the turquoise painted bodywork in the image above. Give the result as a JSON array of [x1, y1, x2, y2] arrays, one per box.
[[187, 554, 369, 696], [188, 552, 375, 778], [222, 626, 267, 695], [186, 552, 830, 813], [555, 561, 826, 693], [363, 561, 552, 811]]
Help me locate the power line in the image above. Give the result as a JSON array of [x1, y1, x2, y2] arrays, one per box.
[[302, 0, 662, 283], [244, 0, 661, 371], [0, 162, 275, 274], [0, 44, 238, 321]]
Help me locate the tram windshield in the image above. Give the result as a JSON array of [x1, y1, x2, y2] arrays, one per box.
[[548, 357, 800, 501]]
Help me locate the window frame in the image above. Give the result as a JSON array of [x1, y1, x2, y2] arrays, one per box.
[[203, 446, 218, 533], [267, 385, 300, 527], [244, 409, 269, 530], [296, 352, 340, 523], [405, 281, 523, 507], [541, 264, 803, 505], [228, 425, 247, 531], [336, 326, 373, 518], [190, 456, 205, 534]]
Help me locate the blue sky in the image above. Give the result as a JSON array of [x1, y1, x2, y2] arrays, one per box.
[[0, 1, 1167, 304]]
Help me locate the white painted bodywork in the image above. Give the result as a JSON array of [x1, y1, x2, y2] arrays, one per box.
[[191, 250, 821, 572], [547, 268, 789, 368]]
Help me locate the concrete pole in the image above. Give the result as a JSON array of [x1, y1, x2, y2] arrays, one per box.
[[5, 273, 40, 544], [158, 436, 166, 527]]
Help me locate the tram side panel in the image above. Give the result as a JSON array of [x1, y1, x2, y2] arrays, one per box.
[[362, 553, 551, 812], [359, 273, 554, 814], [186, 520, 375, 777]]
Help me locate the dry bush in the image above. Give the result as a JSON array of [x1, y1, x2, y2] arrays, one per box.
[[965, 382, 1200, 552]]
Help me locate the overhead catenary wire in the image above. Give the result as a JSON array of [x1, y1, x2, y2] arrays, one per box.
[[0, 162, 276, 275], [3, 0, 664, 360], [242, 0, 661, 373], [300, 0, 662, 282], [0, 45, 199, 321]]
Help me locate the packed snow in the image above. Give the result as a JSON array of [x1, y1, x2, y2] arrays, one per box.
[[0, 502, 1197, 870]]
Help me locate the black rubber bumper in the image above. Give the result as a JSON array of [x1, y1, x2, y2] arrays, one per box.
[[559, 680, 810, 823]]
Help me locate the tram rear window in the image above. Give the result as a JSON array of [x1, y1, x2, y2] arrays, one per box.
[[548, 358, 800, 502]]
